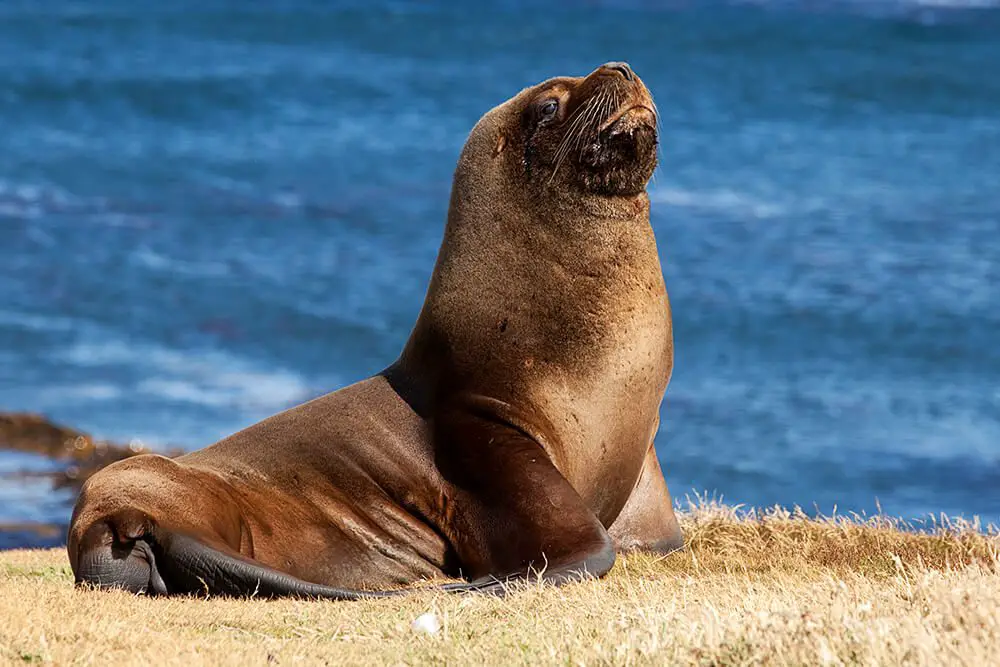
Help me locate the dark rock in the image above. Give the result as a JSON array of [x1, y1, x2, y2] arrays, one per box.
[[0, 412, 186, 549], [0, 411, 183, 490]]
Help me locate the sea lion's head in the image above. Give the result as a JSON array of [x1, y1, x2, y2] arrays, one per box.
[[463, 62, 658, 203], [520, 61, 658, 197]]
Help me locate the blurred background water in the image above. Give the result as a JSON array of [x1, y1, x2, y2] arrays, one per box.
[[1, 0, 999, 547]]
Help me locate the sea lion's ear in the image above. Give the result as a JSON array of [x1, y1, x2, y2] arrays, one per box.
[[493, 134, 507, 158]]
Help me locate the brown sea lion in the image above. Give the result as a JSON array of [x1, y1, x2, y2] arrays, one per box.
[[68, 61, 682, 598]]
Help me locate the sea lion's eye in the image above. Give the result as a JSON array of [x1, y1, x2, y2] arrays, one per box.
[[540, 99, 559, 120]]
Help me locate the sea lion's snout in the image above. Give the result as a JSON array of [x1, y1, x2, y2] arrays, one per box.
[[600, 105, 657, 135], [585, 63, 656, 137], [601, 61, 635, 81], [574, 65, 658, 196]]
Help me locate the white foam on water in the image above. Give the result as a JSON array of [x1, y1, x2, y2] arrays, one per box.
[[48, 383, 124, 401], [0, 179, 76, 209], [0, 202, 41, 219], [738, 0, 1000, 8], [0, 178, 135, 227], [649, 186, 787, 219], [672, 371, 1000, 465], [0, 309, 78, 333], [891, 0, 1000, 7], [57, 338, 312, 412], [0, 451, 64, 474], [57, 340, 137, 366], [132, 247, 232, 278], [137, 369, 309, 410], [0, 478, 73, 523], [0, 179, 154, 228]]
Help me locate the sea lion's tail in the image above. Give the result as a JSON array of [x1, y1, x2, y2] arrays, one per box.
[[71, 513, 504, 600]]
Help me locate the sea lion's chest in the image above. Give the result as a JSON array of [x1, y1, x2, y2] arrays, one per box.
[[421, 222, 673, 522], [519, 278, 673, 523]]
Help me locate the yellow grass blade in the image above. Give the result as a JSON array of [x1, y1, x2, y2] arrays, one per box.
[[2, 500, 997, 666]]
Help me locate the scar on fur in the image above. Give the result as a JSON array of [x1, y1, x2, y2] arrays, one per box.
[[493, 134, 506, 157]]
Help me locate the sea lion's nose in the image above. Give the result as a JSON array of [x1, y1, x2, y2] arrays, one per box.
[[602, 61, 634, 81]]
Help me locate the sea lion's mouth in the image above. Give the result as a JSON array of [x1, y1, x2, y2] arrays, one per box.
[[577, 102, 659, 197], [599, 105, 657, 135]]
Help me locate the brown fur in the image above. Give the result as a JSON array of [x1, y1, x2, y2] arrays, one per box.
[[68, 62, 681, 593]]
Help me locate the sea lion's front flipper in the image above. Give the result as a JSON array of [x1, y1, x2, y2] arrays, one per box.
[[432, 397, 617, 591], [608, 443, 684, 554]]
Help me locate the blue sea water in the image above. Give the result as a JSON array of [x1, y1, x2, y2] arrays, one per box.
[[1, 1, 999, 547]]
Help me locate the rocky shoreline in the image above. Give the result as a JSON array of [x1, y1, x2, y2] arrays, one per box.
[[0, 412, 183, 549]]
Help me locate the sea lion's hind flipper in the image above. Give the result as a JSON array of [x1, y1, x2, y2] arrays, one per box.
[[71, 503, 601, 600], [147, 530, 409, 600], [74, 513, 514, 599], [73, 509, 169, 595], [432, 399, 617, 589], [73, 512, 399, 600]]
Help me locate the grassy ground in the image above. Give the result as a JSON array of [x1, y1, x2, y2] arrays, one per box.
[[2, 501, 998, 666]]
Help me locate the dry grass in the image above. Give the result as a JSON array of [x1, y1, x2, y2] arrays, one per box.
[[2, 499, 999, 666]]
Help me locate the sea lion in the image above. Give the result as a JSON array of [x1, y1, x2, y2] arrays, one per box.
[[68, 61, 682, 598]]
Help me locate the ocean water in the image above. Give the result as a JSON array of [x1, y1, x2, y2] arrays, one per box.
[[1, 1, 999, 547]]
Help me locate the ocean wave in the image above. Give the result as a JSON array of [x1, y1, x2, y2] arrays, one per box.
[[0, 451, 64, 475], [0, 478, 73, 523], [734, 0, 1000, 9], [0, 179, 137, 224], [57, 339, 312, 412], [0, 180, 76, 220], [0, 177, 350, 227], [0, 310, 78, 333], [863, 0, 1000, 7], [649, 187, 787, 219], [131, 247, 232, 278], [46, 383, 124, 402]]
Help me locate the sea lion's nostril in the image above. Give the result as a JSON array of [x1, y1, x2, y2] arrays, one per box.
[[603, 61, 634, 81]]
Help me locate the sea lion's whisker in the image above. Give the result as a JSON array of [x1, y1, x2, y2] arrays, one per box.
[[550, 98, 598, 182], [587, 89, 616, 145], [564, 96, 599, 149], [573, 90, 607, 156], [555, 102, 592, 162], [553, 98, 593, 163]]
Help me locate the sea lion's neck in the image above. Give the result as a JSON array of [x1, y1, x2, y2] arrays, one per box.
[[433, 186, 657, 301], [521, 189, 655, 268], [393, 185, 664, 407]]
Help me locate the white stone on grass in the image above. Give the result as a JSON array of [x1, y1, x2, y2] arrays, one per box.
[[410, 612, 441, 635]]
